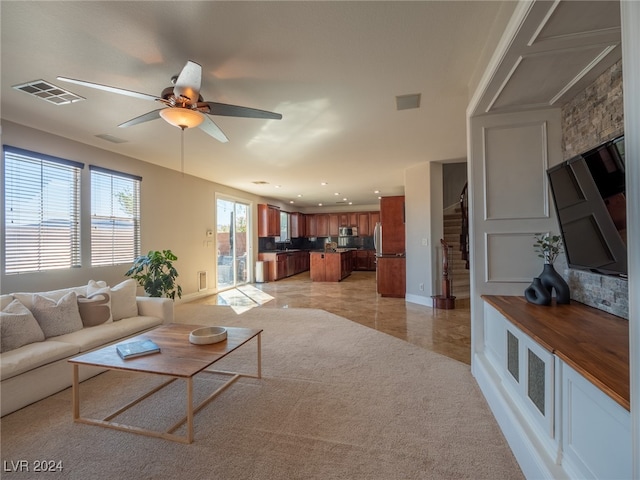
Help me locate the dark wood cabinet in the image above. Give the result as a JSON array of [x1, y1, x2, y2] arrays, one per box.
[[310, 251, 352, 282], [305, 214, 317, 237], [354, 250, 376, 271], [376, 256, 405, 297], [258, 204, 281, 237], [316, 214, 329, 236], [357, 213, 370, 236], [291, 212, 305, 238], [329, 214, 340, 236], [379, 196, 405, 254], [259, 251, 310, 281]]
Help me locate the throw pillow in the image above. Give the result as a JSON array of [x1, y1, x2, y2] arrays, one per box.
[[0, 299, 45, 353], [78, 289, 113, 327], [107, 279, 138, 321], [31, 291, 84, 338]]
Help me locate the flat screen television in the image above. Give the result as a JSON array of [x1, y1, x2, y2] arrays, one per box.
[[547, 135, 627, 277]]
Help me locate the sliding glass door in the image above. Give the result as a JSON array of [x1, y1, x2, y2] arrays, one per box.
[[216, 197, 250, 290]]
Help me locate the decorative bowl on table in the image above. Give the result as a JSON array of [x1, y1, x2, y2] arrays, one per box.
[[189, 326, 227, 345]]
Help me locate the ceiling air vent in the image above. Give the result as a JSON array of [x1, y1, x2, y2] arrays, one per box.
[[95, 134, 128, 144], [395, 93, 421, 111], [13, 80, 84, 105]]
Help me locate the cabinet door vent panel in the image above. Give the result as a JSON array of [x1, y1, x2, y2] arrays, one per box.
[[507, 330, 519, 382], [527, 349, 546, 415]]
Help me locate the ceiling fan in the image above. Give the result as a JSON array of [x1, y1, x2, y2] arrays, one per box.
[[57, 60, 282, 143]]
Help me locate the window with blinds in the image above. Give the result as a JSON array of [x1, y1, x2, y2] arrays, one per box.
[[3, 146, 83, 273], [90, 166, 141, 266]]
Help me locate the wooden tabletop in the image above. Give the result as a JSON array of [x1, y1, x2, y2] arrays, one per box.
[[482, 295, 630, 410], [69, 324, 262, 378]]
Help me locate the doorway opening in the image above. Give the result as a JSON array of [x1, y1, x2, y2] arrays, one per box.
[[216, 197, 250, 290]]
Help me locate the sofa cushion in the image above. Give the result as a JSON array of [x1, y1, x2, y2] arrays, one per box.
[[78, 289, 113, 327], [31, 292, 84, 338], [1, 294, 14, 310], [0, 340, 80, 381], [13, 286, 87, 310], [52, 315, 163, 352], [90, 279, 138, 321], [1, 300, 46, 353]]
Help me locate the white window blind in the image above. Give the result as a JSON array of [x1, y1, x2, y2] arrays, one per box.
[[3, 146, 83, 273], [90, 166, 141, 266]]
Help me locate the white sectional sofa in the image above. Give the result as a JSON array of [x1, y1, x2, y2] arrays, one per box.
[[0, 279, 173, 417]]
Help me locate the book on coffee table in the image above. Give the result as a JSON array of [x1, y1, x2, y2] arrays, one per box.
[[116, 339, 161, 360]]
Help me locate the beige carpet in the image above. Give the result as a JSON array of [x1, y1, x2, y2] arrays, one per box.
[[1, 305, 523, 479]]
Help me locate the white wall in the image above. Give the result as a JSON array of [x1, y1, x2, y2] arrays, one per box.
[[0, 121, 273, 300], [405, 162, 441, 305], [620, 2, 640, 476]]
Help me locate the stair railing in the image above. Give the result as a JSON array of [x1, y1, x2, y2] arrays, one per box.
[[459, 182, 469, 269]]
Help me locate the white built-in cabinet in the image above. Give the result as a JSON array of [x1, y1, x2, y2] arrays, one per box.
[[481, 302, 631, 479]]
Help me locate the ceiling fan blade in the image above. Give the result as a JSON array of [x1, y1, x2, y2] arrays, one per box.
[[198, 115, 229, 143], [204, 102, 283, 120], [118, 109, 164, 128], [56, 77, 159, 102], [173, 61, 202, 102]]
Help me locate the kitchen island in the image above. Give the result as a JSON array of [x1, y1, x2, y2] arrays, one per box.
[[309, 250, 353, 282]]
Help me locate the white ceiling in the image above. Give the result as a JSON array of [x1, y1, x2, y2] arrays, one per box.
[[0, 1, 620, 210]]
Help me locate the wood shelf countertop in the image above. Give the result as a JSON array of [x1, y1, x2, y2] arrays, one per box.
[[482, 295, 630, 411]]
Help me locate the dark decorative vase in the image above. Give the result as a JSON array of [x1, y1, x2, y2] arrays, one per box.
[[525, 277, 552, 305], [539, 263, 570, 304]]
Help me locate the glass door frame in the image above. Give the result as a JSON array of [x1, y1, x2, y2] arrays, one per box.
[[215, 193, 253, 291]]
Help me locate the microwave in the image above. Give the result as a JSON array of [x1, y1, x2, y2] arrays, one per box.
[[338, 227, 358, 237]]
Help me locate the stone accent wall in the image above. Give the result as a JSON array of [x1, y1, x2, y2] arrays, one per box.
[[562, 59, 624, 160], [560, 59, 628, 319]]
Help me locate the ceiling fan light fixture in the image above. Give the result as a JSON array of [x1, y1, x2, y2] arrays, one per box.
[[159, 108, 204, 129]]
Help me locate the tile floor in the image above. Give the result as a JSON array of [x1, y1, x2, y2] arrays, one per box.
[[193, 271, 471, 365]]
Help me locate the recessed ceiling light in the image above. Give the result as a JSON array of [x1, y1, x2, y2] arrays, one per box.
[[275, 185, 281, 188], [297, 194, 303, 197], [374, 190, 380, 194], [318, 203, 323, 206], [348, 202, 353, 205], [334, 192, 340, 196], [342, 198, 347, 201], [289, 200, 294, 204], [321, 182, 328, 186]]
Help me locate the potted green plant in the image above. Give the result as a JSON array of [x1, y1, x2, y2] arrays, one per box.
[[125, 250, 183, 300], [533, 233, 563, 265]]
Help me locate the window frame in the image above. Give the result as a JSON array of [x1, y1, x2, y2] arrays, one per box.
[[3, 145, 84, 274], [89, 165, 142, 267]]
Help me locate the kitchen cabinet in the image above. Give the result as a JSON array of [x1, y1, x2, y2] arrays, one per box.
[[290, 212, 306, 238], [369, 211, 380, 230], [339, 213, 358, 227], [376, 256, 405, 297], [357, 213, 370, 236], [379, 196, 405, 254], [310, 251, 352, 281], [257, 204, 281, 237], [316, 215, 329, 236], [329, 214, 340, 236], [305, 214, 317, 237], [354, 250, 376, 271], [258, 251, 310, 281]]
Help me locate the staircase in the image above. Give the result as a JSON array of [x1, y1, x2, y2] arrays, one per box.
[[443, 209, 470, 299]]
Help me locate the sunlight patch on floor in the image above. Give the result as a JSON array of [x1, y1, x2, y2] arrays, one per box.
[[217, 285, 274, 314]]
